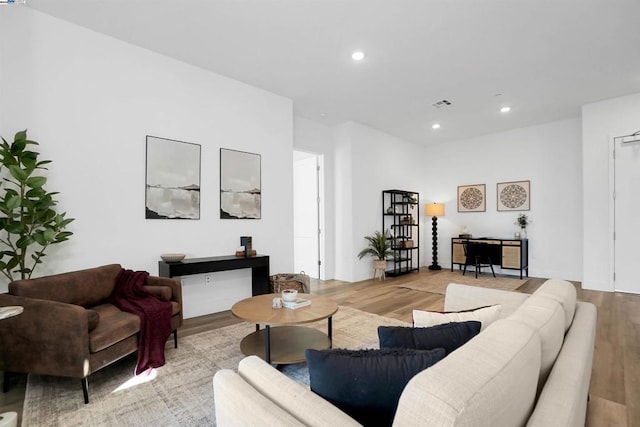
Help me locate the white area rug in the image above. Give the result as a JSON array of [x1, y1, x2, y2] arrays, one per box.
[[22, 306, 407, 426]]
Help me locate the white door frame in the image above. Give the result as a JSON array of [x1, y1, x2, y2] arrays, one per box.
[[608, 136, 615, 291], [609, 134, 640, 293], [293, 150, 325, 279]]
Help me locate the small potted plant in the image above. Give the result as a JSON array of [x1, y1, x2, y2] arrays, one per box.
[[516, 214, 530, 238], [357, 230, 393, 276]]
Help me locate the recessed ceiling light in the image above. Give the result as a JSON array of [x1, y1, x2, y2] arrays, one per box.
[[432, 123, 441, 130], [351, 51, 365, 61], [500, 106, 511, 113]]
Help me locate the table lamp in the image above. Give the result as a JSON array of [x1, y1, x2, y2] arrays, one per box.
[[425, 203, 445, 270]]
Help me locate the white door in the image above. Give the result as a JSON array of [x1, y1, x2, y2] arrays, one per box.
[[293, 151, 323, 279], [614, 138, 640, 294]]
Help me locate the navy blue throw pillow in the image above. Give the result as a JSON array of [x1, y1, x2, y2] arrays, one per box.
[[378, 320, 481, 354], [305, 347, 446, 427]]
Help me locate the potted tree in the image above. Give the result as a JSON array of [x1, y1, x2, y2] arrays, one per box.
[[357, 230, 393, 278], [0, 130, 74, 281]]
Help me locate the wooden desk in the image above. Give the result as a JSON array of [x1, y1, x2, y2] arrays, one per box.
[[451, 238, 528, 279], [158, 254, 270, 296]]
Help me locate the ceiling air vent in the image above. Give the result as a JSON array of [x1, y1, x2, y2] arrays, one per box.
[[432, 99, 452, 108]]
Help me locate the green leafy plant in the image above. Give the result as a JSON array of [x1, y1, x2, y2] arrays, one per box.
[[403, 194, 418, 205], [357, 230, 393, 261], [516, 214, 529, 229], [0, 130, 74, 281]]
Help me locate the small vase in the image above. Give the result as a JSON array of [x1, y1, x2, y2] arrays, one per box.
[[520, 228, 527, 239]]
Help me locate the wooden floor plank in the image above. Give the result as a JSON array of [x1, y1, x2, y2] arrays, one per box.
[[587, 396, 627, 427]]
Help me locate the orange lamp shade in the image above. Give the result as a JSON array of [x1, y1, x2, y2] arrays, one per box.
[[425, 203, 445, 217]]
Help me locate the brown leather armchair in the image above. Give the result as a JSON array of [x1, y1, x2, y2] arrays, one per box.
[[0, 264, 182, 403]]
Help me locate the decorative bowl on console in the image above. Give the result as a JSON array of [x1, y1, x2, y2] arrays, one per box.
[[160, 253, 186, 263]]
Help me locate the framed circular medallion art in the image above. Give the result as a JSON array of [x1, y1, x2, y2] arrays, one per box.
[[457, 184, 486, 212], [497, 180, 530, 211]]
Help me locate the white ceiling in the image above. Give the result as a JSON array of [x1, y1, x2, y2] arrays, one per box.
[[25, 0, 640, 146]]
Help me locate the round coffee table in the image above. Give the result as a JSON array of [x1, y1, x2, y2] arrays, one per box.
[[231, 293, 338, 364]]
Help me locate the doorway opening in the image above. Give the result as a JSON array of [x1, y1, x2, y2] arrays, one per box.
[[293, 150, 324, 279], [612, 135, 640, 294]]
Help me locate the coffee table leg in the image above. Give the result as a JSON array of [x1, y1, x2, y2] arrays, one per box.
[[328, 316, 333, 347], [265, 325, 271, 364]]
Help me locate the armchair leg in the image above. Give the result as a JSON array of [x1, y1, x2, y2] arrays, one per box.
[[173, 329, 178, 349], [82, 377, 89, 404]]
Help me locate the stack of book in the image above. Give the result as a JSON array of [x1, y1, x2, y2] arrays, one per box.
[[282, 298, 311, 309]]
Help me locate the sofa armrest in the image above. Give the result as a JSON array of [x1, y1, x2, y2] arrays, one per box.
[[0, 294, 90, 378], [394, 320, 541, 426], [527, 301, 597, 427], [444, 283, 530, 317], [145, 276, 183, 331], [143, 286, 172, 301], [213, 369, 304, 426], [238, 356, 361, 427]]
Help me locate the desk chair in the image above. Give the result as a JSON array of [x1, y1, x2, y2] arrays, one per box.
[[463, 242, 496, 278]]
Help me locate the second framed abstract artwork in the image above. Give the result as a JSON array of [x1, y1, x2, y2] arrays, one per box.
[[497, 180, 530, 211], [220, 148, 261, 219], [457, 184, 486, 212]]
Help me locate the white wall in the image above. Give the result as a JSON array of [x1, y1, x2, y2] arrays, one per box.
[[333, 122, 425, 282], [422, 118, 583, 281], [0, 8, 294, 317], [582, 92, 640, 291]]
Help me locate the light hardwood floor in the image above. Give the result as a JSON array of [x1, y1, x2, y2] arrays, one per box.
[[1, 269, 638, 426]]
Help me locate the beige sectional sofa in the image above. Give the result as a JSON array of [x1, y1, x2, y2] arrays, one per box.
[[213, 279, 597, 426]]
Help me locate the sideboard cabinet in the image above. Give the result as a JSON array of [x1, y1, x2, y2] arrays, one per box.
[[451, 237, 528, 279]]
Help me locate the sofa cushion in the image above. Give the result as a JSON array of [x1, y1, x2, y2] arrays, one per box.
[[444, 283, 529, 317], [306, 347, 446, 427], [393, 319, 541, 427], [170, 301, 180, 316], [86, 309, 100, 332], [89, 303, 140, 353], [533, 279, 576, 332], [507, 295, 565, 392], [378, 321, 481, 354], [413, 305, 501, 331]]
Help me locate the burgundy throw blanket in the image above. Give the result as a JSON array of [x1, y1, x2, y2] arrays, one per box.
[[109, 269, 173, 375]]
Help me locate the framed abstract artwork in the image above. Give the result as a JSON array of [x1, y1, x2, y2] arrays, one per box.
[[457, 184, 486, 212], [220, 148, 261, 219], [497, 180, 530, 211], [145, 135, 201, 219]]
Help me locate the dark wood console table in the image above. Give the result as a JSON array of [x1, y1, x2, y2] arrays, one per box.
[[451, 238, 528, 279], [158, 255, 270, 296]]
